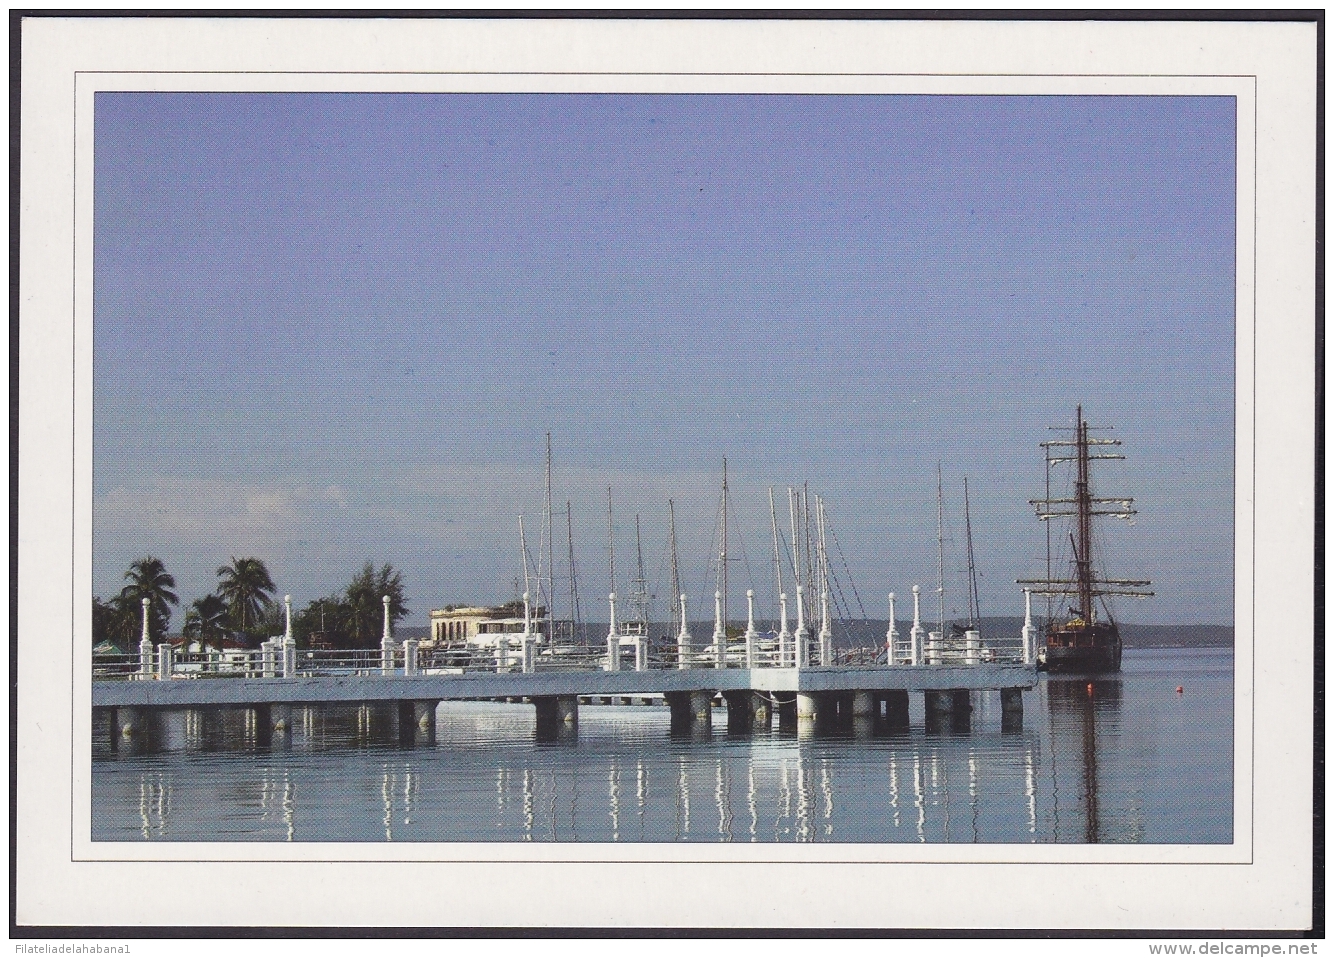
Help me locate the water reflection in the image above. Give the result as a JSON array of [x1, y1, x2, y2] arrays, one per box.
[[1045, 676, 1124, 844], [93, 652, 1233, 843]]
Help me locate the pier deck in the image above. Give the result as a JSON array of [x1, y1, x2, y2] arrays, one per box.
[[93, 663, 1037, 710]]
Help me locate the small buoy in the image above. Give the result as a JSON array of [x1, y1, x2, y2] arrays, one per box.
[[1176, 686, 1184, 694], [1086, 683, 1095, 696]]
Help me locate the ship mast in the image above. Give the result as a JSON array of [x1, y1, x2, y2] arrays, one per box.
[[936, 463, 946, 637], [631, 514, 649, 635], [1075, 406, 1094, 623], [768, 487, 784, 624], [566, 501, 581, 643], [519, 515, 533, 607], [668, 498, 682, 630], [963, 476, 980, 629], [719, 458, 728, 633], [1018, 405, 1154, 613], [544, 433, 554, 639], [607, 486, 617, 596]]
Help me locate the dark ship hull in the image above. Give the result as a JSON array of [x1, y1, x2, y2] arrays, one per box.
[[1040, 620, 1122, 673]]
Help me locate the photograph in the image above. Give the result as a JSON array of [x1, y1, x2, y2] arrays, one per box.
[[13, 15, 1316, 933], [88, 90, 1235, 847]]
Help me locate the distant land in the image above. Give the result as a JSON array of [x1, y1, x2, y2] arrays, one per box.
[[396, 617, 1233, 649]]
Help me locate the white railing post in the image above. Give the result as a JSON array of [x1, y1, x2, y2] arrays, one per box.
[[909, 585, 924, 666], [605, 592, 620, 672], [965, 629, 981, 665], [795, 584, 810, 669], [138, 597, 154, 677], [635, 634, 648, 672], [264, 640, 280, 680], [677, 594, 692, 670], [380, 595, 395, 674], [777, 592, 791, 668], [156, 642, 172, 681], [713, 590, 726, 669], [1021, 588, 1034, 665], [282, 594, 295, 677], [744, 589, 758, 669], [886, 592, 898, 666], [496, 633, 510, 672], [819, 587, 833, 667], [522, 635, 536, 674], [404, 638, 419, 676]]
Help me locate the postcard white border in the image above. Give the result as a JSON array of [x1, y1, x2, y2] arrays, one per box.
[[18, 17, 1314, 930]]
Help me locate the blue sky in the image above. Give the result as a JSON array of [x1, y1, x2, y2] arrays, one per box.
[[93, 93, 1235, 628]]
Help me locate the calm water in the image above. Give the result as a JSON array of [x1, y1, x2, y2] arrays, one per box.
[[92, 647, 1233, 843]]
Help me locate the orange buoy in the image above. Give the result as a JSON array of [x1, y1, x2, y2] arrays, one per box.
[[1086, 683, 1094, 696], [1176, 686, 1184, 694]]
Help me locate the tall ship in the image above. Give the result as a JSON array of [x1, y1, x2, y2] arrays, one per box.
[[1019, 405, 1153, 672]]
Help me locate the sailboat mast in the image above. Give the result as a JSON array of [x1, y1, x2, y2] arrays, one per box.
[[720, 457, 728, 632], [1075, 404, 1095, 623], [544, 433, 554, 638], [963, 476, 980, 628], [566, 500, 580, 643], [519, 515, 532, 605], [634, 514, 648, 632], [769, 486, 784, 615], [936, 463, 946, 635], [607, 486, 616, 595], [803, 483, 813, 605], [787, 487, 801, 595], [668, 499, 682, 629]]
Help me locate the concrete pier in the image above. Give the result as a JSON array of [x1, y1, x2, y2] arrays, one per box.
[[666, 690, 714, 735], [924, 689, 972, 732], [1001, 687, 1024, 732], [723, 690, 773, 733], [883, 690, 910, 728], [533, 695, 578, 741], [92, 659, 1039, 745]]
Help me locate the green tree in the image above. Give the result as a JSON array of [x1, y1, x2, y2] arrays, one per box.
[[216, 557, 276, 644], [92, 596, 120, 650], [181, 593, 229, 651], [117, 556, 178, 643], [291, 594, 349, 648], [342, 562, 408, 648]]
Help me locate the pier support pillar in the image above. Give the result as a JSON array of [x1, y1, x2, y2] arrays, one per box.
[[924, 690, 952, 732], [268, 704, 293, 747], [852, 690, 876, 717], [246, 704, 273, 746], [396, 701, 417, 745], [851, 690, 877, 738], [413, 701, 438, 744], [796, 692, 822, 738], [533, 695, 578, 742], [749, 692, 772, 730], [1001, 688, 1024, 733], [950, 690, 973, 733], [883, 690, 910, 729], [112, 706, 153, 752], [776, 695, 797, 732], [723, 691, 750, 733], [666, 690, 713, 736]]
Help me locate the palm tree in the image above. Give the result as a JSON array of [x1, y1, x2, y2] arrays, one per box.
[[119, 557, 178, 643], [182, 593, 229, 652], [216, 557, 276, 642]]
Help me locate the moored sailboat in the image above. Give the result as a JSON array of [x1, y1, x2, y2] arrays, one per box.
[[1018, 405, 1153, 672]]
